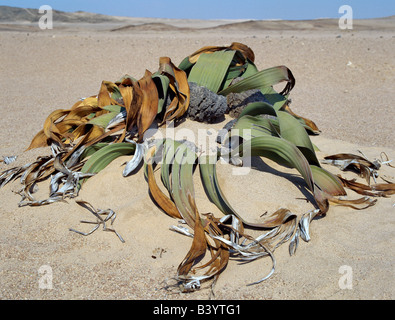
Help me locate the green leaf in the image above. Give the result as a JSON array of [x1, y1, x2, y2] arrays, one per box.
[[231, 114, 280, 140], [276, 111, 320, 167], [80, 142, 110, 160], [241, 59, 259, 78], [222, 66, 245, 89], [230, 108, 320, 167], [218, 65, 295, 97], [160, 139, 183, 191], [260, 86, 288, 111], [152, 74, 170, 114], [102, 105, 124, 113], [199, 155, 235, 217], [238, 101, 277, 118], [169, 142, 198, 228], [188, 50, 236, 93], [178, 56, 194, 74], [87, 111, 119, 128], [80, 142, 136, 186], [310, 165, 346, 196]]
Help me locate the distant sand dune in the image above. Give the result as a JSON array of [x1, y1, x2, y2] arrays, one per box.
[[1, 5, 394, 33], [209, 17, 395, 31], [109, 17, 395, 33], [0, 5, 126, 23], [111, 22, 189, 32]]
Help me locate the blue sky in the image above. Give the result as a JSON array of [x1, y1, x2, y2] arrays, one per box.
[[1, 0, 394, 20]]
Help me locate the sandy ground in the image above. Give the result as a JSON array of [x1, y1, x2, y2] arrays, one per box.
[[0, 19, 394, 300]]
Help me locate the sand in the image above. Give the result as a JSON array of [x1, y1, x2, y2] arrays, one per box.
[[0, 17, 394, 300]]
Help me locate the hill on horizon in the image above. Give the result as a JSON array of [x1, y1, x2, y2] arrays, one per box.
[[1, 5, 394, 32], [0, 5, 130, 23]]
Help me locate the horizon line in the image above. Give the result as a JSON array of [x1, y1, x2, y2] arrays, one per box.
[[1, 4, 394, 21]]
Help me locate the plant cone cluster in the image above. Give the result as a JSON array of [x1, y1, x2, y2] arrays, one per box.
[[1, 42, 393, 293]]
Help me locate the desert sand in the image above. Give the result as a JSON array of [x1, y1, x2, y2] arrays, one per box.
[[0, 10, 394, 301]]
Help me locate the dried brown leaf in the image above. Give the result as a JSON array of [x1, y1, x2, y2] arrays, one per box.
[[186, 42, 255, 64], [146, 146, 182, 219], [328, 196, 377, 210], [338, 175, 395, 197], [282, 104, 320, 134], [26, 129, 49, 151], [136, 70, 159, 141], [158, 57, 190, 124], [177, 194, 208, 277]]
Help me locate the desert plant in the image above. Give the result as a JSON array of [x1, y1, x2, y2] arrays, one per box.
[[0, 42, 393, 294]]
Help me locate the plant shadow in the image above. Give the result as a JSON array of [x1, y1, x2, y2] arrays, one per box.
[[249, 156, 318, 210]]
